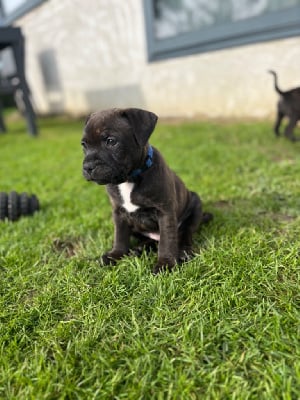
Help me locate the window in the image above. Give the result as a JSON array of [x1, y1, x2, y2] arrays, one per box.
[[0, 0, 46, 25], [144, 0, 300, 61]]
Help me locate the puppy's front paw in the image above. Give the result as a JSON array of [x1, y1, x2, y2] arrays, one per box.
[[100, 253, 117, 266], [100, 250, 127, 266], [178, 248, 194, 264], [152, 258, 176, 275]]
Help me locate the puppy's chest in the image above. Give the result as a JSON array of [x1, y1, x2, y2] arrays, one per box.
[[117, 182, 139, 213], [117, 182, 159, 228], [111, 182, 160, 241]]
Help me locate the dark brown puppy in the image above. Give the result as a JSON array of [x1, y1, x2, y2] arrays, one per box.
[[82, 108, 212, 274], [269, 70, 300, 141]]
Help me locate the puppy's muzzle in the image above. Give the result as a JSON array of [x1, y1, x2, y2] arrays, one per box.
[[83, 159, 123, 185], [83, 160, 99, 181]]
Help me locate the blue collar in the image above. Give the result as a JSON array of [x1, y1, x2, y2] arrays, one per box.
[[129, 145, 153, 179]]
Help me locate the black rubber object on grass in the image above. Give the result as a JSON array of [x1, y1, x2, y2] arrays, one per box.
[[0, 191, 40, 221]]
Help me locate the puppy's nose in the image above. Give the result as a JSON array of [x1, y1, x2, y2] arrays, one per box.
[[84, 165, 93, 174], [83, 162, 95, 176]]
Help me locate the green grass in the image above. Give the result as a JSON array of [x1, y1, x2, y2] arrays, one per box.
[[0, 114, 300, 399]]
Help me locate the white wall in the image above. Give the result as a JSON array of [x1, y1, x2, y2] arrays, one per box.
[[16, 0, 300, 119]]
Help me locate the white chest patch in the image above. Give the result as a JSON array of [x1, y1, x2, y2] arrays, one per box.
[[118, 182, 139, 213]]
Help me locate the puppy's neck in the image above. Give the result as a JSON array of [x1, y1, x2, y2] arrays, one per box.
[[129, 145, 153, 180]]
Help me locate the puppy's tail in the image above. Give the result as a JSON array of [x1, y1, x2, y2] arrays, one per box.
[[268, 70, 284, 95], [202, 211, 213, 225]]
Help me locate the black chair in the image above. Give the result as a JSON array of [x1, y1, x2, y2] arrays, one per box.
[[0, 26, 38, 136]]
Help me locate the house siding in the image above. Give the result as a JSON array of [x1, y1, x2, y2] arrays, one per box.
[[15, 0, 300, 119]]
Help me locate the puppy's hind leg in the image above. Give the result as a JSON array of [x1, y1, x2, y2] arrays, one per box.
[[274, 109, 284, 137], [178, 192, 212, 263], [130, 233, 158, 256], [284, 116, 298, 141]]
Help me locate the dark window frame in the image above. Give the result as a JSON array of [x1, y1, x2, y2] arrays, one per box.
[[143, 0, 300, 61], [0, 0, 46, 26]]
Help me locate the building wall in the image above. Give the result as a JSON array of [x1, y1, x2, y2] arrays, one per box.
[[16, 0, 300, 119]]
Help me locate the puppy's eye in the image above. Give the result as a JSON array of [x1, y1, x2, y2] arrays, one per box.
[[81, 140, 87, 149], [106, 137, 117, 147]]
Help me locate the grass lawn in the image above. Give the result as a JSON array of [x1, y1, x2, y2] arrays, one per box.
[[0, 114, 300, 399]]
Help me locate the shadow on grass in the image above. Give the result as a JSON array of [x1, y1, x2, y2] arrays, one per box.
[[206, 191, 299, 235]]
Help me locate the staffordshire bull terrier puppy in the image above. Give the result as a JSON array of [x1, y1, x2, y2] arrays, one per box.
[[269, 70, 300, 141], [82, 108, 212, 274]]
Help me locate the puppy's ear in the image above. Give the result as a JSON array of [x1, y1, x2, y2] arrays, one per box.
[[84, 113, 92, 126], [120, 108, 158, 146]]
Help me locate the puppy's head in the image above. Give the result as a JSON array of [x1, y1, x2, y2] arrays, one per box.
[[82, 108, 158, 185]]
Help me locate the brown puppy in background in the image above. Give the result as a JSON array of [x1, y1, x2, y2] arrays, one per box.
[[82, 108, 212, 274], [269, 70, 300, 141]]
